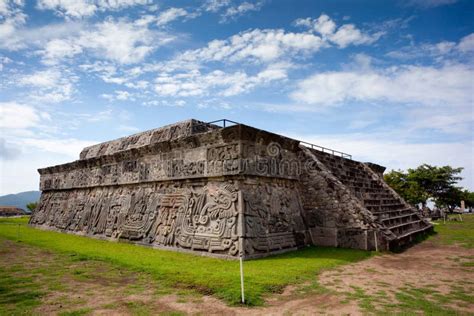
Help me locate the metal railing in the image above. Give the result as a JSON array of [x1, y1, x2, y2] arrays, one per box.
[[299, 141, 352, 159], [205, 119, 352, 160], [207, 119, 240, 128]]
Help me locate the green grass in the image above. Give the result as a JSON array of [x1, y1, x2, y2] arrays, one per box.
[[432, 213, 474, 248], [0, 273, 43, 315], [0, 238, 179, 315], [0, 217, 371, 306], [340, 283, 474, 315], [58, 308, 93, 316]]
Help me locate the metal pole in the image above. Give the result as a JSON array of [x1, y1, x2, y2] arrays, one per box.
[[374, 231, 378, 252], [240, 255, 245, 304]]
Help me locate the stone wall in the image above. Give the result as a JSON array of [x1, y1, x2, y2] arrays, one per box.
[[30, 119, 432, 259], [33, 180, 242, 257]]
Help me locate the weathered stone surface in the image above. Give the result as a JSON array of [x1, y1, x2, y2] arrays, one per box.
[[30, 119, 433, 259]]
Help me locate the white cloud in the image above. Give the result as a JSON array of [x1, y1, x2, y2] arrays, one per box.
[[285, 55, 473, 140], [0, 0, 23, 16], [3, 20, 84, 52], [80, 61, 150, 89], [291, 63, 473, 108], [202, 0, 230, 12], [0, 102, 43, 129], [221, 1, 263, 22], [0, 136, 96, 195], [154, 62, 289, 97], [406, 105, 473, 135], [20, 137, 93, 157], [309, 14, 336, 36], [102, 90, 135, 101], [387, 33, 474, 60], [80, 61, 126, 83], [330, 24, 382, 48], [115, 90, 132, 100], [295, 14, 383, 48], [0, 138, 21, 160], [97, 0, 151, 10], [0, 56, 12, 71], [19, 69, 60, 87], [179, 28, 324, 64], [18, 68, 77, 103], [457, 33, 474, 53], [39, 38, 83, 65], [5, 16, 171, 65], [0, 0, 27, 50], [142, 99, 187, 107], [141, 14, 377, 99], [79, 19, 158, 64], [156, 7, 188, 26], [37, 0, 96, 18], [36, 0, 151, 18], [114, 14, 377, 98]]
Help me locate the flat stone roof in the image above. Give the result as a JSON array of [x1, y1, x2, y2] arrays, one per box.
[[79, 119, 218, 160]]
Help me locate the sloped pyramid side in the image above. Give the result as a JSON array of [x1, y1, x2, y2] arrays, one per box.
[[299, 146, 432, 250]]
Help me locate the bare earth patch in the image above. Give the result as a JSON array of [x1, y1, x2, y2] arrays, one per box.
[[320, 237, 474, 314]]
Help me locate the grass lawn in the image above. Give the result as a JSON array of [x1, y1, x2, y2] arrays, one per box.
[[0, 217, 371, 306], [1, 215, 473, 315], [432, 213, 474, 248]]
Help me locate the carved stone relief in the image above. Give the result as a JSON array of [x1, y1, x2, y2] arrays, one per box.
[[30, 182, 241, 256]]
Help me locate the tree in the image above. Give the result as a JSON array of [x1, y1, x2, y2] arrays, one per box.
[[461, 190, 474, 208], [26, 202, 38, 213], [385, 164, 465, 209], [384, 170, 428, 205], [407, 164, 463, 207]]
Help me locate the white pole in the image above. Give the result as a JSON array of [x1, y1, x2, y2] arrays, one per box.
[[240, 255, 245, 304], [237, 190, 245, 304], [374, 231, 378, 252]]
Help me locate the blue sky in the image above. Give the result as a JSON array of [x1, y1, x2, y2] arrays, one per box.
[[0, 0, 473, 195]]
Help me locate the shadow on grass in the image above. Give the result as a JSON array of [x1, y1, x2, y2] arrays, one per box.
[[250, 245, 373, 263]]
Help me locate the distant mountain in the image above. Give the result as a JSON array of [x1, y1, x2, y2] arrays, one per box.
[[0, 191, 41, 212]]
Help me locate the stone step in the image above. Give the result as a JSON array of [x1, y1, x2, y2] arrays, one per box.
[[372, 208, 415, 220], [364, 198, 401, 205], [388, 220, 422, 231], [391, 224, 433, 250], [350, 187, 394, 194], [363, 193, 395, 200], [390, 220, 424, 236], [366, 204, 406, 212], [396, 224, 432, 241], [381, 213, 416, 223]]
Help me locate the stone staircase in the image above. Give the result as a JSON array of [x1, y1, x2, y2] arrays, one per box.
[[307, 149, 433, 250]]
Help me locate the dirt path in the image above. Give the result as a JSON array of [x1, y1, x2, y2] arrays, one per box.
[[1, 237, 473, 315], [319, 238, 474, 315]]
